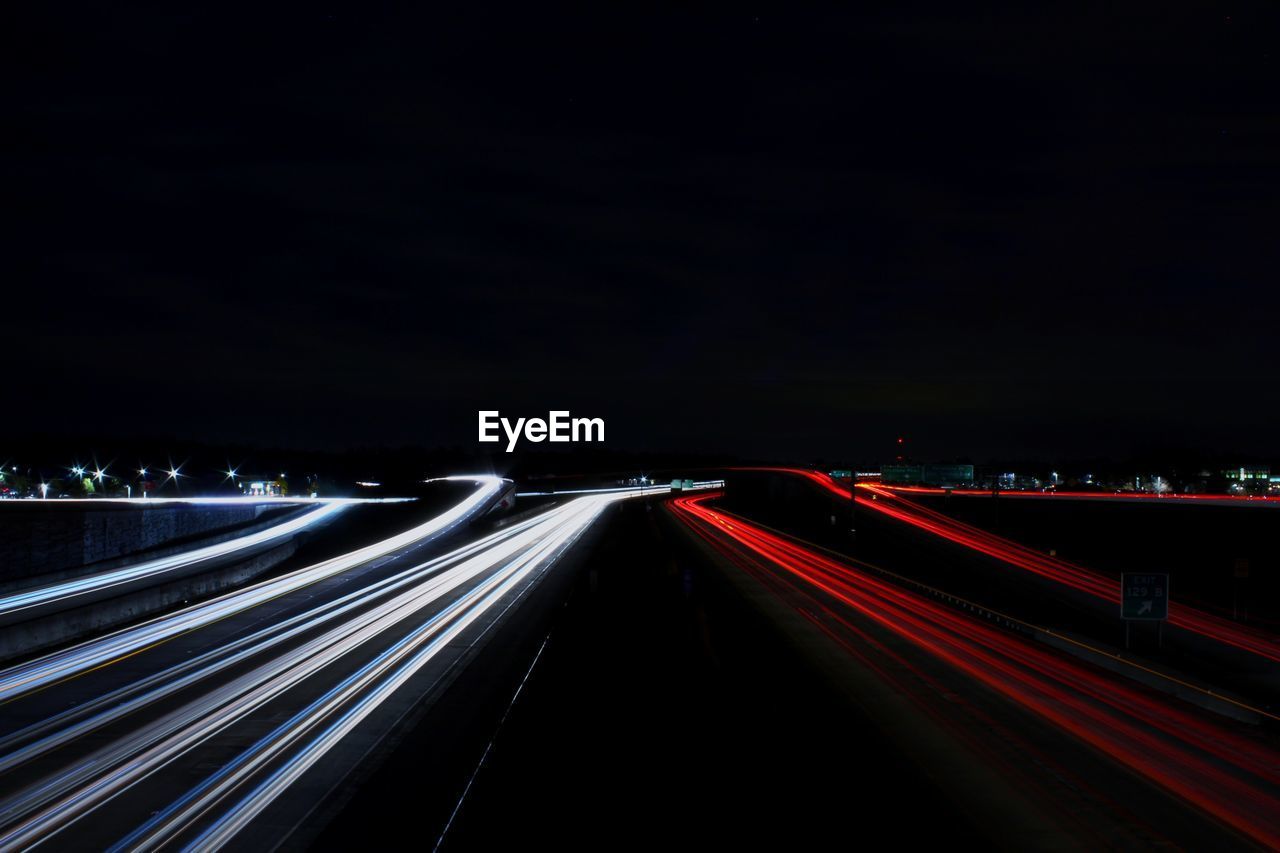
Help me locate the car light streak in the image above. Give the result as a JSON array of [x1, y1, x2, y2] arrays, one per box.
[[0, 502, 349, 622], [751, 468, 1280, 664], [0, 476, 506, 703], [118, 498, 612, 852], [0, 497, 416, 506], [670, 493, 1280, 848], [0, 482, 658, 849], [879, 484, 1280, 505], [0, 512, 557, 777]]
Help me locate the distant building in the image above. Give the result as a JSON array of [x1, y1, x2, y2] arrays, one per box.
[[1224, 466, 1269, 493], [926, 464, 976, 487], [245, 480, 284, 497], [881, 464, 923, 484], [881, 463, 975, 488], [980, 471, 1048, 490]]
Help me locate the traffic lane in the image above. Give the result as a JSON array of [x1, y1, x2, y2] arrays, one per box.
[[669, 496, 1278, 850]]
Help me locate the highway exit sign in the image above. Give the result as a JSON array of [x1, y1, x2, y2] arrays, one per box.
[[1121, 572, 1169, 621]]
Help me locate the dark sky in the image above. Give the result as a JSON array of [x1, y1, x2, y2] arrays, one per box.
[[8, 4, 1280, 462]]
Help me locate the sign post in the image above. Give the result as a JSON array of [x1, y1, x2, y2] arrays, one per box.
[[1121, 572, 1169, 649], [849, 477, 857, 543]]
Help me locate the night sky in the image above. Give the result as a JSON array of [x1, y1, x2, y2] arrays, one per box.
[[9, 4, 1280, 462]]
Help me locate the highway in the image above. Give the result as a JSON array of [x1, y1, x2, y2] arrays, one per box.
[[669, 492, 1280, 848], [0, 478, 663, 849]]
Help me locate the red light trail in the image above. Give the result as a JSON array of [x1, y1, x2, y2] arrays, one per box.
[[744, 468, 1280, 664], [668, 492, 1280, 848], [879, 484, 1280, 503]]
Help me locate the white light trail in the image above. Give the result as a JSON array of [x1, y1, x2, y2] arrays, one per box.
[[0, 477, 505, 703], [0, 482, 648, 850], [0, 496, 415, 506], [0, 503, 348, 620], [516, 479, 722, 497]]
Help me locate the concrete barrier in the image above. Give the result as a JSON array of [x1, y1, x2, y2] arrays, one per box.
[[0, 502, 293, 583], [0, 540, 299, 662]]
